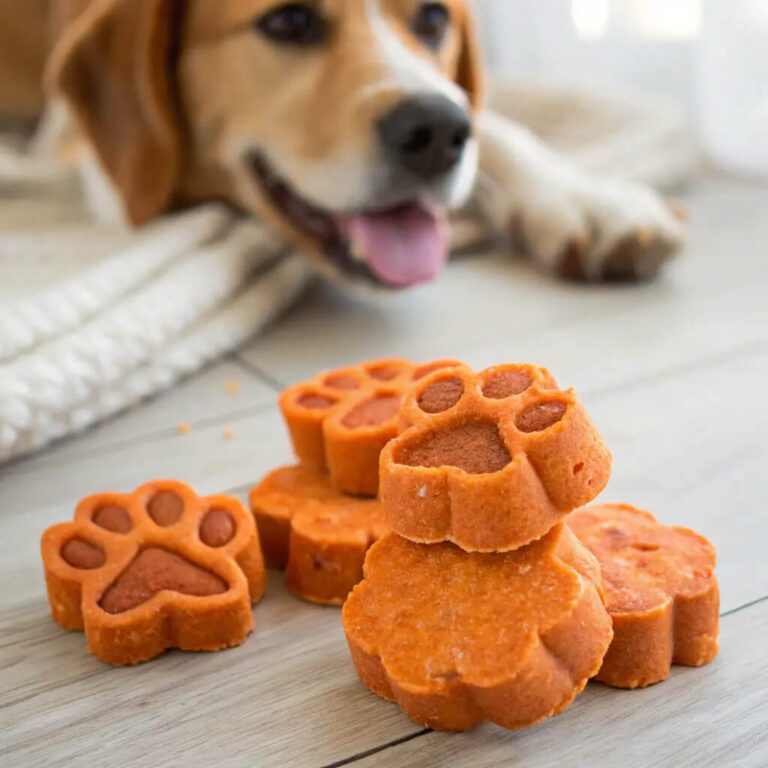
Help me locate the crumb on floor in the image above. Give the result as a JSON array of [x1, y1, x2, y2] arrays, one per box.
[[177, 422, 192, 435], [226, 380, 241, 395], [223, 427, 235, 440]]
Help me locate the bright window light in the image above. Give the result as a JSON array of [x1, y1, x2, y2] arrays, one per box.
[[747, 0, 768, 28], [571, 0, 611, 40], [627, 0, 702, 40]]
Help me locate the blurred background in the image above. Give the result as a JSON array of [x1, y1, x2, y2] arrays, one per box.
[[476, 0, 768, 177], [2, 0, 767, 463]]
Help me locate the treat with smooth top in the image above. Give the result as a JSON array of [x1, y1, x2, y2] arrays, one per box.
[[380, 363, 612, 552], [250, 465, 388, 604], [279, 357, 462, 495], [342, 525, 613, 731], [568, 503, 719, 688], [41, 480, 266, 665]]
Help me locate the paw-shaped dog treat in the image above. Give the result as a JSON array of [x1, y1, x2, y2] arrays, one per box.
[[279, 358, 462, 495], [342, 525, 613, 731], [250, 465, 388, 604], [249, 465, 339, 569], [41, 480, 266, 665], [568, 503, 719, 688], [380, 363, 612, 552]]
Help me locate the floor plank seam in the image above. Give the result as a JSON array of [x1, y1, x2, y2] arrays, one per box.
[[320, 729, 430, 768], [314, 595, 768, 766], [0, 669, 106, 712], [3, 400, 279, 479], [234, 355, 286, 392], [584, 337, 768, 402], [720, 594, 768, 618]]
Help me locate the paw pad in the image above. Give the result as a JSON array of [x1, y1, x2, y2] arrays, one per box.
[[382, 363, 612, 551], [41, 480, 267, 665], [279, 357, 462, 495], [250, 466, 388, 605], [342, 525, 613, 731], [569, 503, 719, 688]]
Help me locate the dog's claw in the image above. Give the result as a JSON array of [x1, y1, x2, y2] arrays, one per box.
[[557, 239, 588, 281], [558, 228, 679, 283], [600, 233, 675, 283]]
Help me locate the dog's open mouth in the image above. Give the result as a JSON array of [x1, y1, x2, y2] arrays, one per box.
[[249, 152, 449, 288]]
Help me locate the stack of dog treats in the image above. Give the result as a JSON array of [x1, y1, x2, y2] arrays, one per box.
[[256, 357, 720, 731], [342, 362, 617, 729], [342, 362, 719, 729], [249, 357, 462, 604]]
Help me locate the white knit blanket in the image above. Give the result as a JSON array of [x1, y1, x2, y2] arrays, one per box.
[[0, 80, 697, 463]]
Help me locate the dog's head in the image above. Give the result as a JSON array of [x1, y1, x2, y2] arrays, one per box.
[[50, 0, 483, 288]]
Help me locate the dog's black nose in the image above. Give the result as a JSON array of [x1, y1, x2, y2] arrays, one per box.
[[377, 95, 471, 179]]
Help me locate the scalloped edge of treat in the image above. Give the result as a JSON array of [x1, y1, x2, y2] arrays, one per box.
[[249, 466, 388, 604], [380, 380, 611, 552], [41, 480, 266, 665], [569, 503, 719, 689], [342, 527, 613, 731]]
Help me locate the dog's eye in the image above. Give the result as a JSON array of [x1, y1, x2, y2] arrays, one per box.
[[412, 3, 451, 49], [255, 3, 327, 45]]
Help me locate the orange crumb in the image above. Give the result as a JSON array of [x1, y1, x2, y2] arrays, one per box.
[[177, 423, 192, 435], [223, 428, 235, 440], [226, 380, 241, 395]]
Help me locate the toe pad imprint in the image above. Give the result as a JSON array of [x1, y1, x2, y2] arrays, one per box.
[[279, 357, 462, 495], [41, 480, 266, 665], [383, 363, 612, 552]]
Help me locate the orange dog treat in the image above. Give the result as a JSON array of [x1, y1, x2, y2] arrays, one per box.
[[279, 358, 462, 495], [380, 363, 612, 552], [249, 465, 337, 569], [568, 503, 719, 688], [343, 525, 613, 731], [41, 480, 266, 665], [250, 465, 388, 604]]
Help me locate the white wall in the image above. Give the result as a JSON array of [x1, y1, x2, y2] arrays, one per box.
[[474, 0, 768, 174], [474, 0, 698, 110]]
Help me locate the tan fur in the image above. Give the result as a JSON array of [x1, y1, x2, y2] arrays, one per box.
[[0, 1, 683, 281], [173, 0, 483, 258], [47, 0, 183, 223], [0, 0, 51, 121], [11, 0, 481, 237]]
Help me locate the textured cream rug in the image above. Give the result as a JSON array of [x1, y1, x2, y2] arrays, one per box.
[[0, 79, 698, 463]]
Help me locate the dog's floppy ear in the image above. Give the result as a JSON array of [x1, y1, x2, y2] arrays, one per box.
[[455, 4, 485, 112], [48, 0, 182, 225]]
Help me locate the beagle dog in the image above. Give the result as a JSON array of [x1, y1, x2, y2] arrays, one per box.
[[1, 0, 685, 287]]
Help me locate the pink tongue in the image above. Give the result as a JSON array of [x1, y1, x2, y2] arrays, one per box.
[[346, 204, 448, 287]]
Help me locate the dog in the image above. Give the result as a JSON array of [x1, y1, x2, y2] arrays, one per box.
[[1, 0, 686, 287]]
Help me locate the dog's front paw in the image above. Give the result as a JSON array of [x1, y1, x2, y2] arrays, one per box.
[[518, 178, 687, 282]]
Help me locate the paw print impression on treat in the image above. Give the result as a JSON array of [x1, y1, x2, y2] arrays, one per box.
[[41, 480, 266, 665], [382, 363, 612, 552], [279, 358, 462, 495], [569, 503, 719, 689]]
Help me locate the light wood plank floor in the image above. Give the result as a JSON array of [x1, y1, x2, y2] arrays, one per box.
[[2, 174, 767, 767]]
